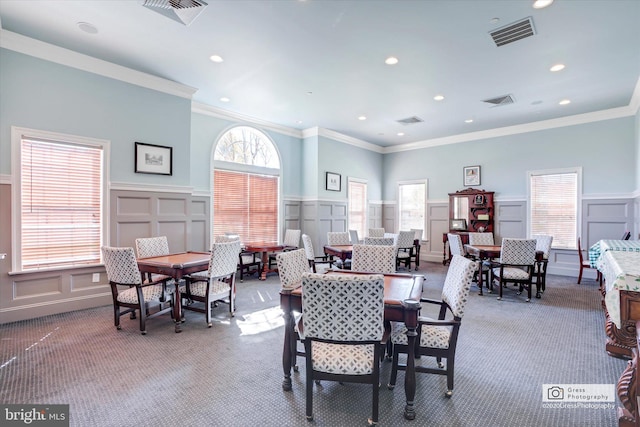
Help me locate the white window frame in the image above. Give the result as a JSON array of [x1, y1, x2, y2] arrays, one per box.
[[397, 179, 428, 240], [11, 126, 110, 273], [347, 177, 368, 238], [527, 167, 582, 250]]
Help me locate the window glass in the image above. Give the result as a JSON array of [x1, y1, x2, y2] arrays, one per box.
[[214, 126, 280, 168], [398, 181, 427, 237], [348, 179, 367, 237]]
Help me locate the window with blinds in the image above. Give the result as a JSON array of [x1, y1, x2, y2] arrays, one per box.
[[348, 179, 367, 237], [213, 170, 278, 243], [398, 181, 427, 237], [529, 169, 580, 250], [19, 136, 104, 270]]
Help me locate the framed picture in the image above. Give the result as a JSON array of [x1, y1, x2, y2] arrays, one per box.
[[463, 165, 481, 186], [326, 172, 341, 191], [474, 194, 485, 205], [135, 142, 172, 176], [450, 219, 467, 231]]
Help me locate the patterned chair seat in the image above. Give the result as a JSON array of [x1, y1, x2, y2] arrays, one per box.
[[179, 279, 230, 297], [116, 284, 166, 304], [492, 266, 530, 280], [391, 320, 452, 349], [311, 341, 376, 375]]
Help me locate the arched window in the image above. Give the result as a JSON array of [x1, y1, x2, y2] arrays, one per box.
[[212, 126, 280, 243]]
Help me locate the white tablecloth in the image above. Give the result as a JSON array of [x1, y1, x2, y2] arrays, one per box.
[[601, 250, 640, 328]]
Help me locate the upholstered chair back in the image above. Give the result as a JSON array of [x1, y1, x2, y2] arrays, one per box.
[[363, 237, 395, 246], [468, 232, 494, 246], [207, 240, 241, 279], [283, 229, 301, 247], [447, 233, 466, 256], [442, 255, 478, 318], [349, 229, 360, 244], [411, 229, 423, 240], [302, 273, 384, 342], [135, 236, 170, 259], [351, 244, 397, 274], [396, 231, 415, 249], [500, 238, 537, 265], [102, 246, 143, 285], [533, 235, 553, 259], [368, 228, 385, 238], [301, 234, 316, 261], [215, 234, 240, 243], [327, 232, 351, 246], [276, 249, 310, 290]]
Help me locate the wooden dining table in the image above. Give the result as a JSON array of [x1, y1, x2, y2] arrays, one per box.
[[280, 270, 424, 420], [137, 251, 210, 333], [464, 244, 543, 297], [244, 242, 285, 280], [323, 244, 353, 265]]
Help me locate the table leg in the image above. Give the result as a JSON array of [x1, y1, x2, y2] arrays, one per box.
[[282, 300, 294, 391], [173, 279, 183, 333], [478, 258, 485, 296], [259, 251, 269, 280], [402, 299, 421, 420]]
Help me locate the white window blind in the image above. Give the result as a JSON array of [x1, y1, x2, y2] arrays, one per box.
[[398, 182, 427, 237], [20, 137, 103, 270], [213, 170, 278, 243], [348, 180, 367, 237], [529, 170, 578, 250]]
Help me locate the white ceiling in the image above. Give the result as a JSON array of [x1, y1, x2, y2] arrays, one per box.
[[1, 0, 639, 148]]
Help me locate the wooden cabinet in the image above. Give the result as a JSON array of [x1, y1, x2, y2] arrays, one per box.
[[443, 189, 495, 264]]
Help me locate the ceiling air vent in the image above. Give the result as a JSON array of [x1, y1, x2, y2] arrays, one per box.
[[483, 94, 515, 106], [489, 17, 536, 47], [143, 0, 208, 26], [396, 116, 424, 125]]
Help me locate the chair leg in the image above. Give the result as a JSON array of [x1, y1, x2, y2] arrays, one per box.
[[138, 306, 147, 335], [577, 265, 583, 284], [305, 348, 314, 421], [387, 348, 399, 389], [206, 298, 213, 328], [497, 278, 503, 300], [114, 305, 121, 330], [370, 370, 379, 425], [445, 356, 454, 397]]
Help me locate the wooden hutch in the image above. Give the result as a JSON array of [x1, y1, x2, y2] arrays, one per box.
[[442, 189, 495, 264]]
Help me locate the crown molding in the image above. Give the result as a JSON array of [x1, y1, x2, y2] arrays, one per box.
[[0, 29, 197, 100], [302, 127, 384, 153], [192, 102, 303, 138]]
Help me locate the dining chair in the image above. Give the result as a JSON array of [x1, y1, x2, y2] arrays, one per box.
[[491, 238, 537, 302], [368, 228, 385, 238], [326, 231, 352, 269], [467, 232, 496, 284], [276, 248, 311, 372], [269, 229, 301, 269], [181, 240, 241, 327], [622, 231, 632, 240], [447, 233, 466, 257], [301, 234, 334, 273], [301, 272, 387, 425], [577, 237, 601, 284], [134, 236, 174, 290], [351, 244, 397, 274], [349, 229, 361, 244], [395, 230, 416, 271], [532, 234, 553, 295], [102, 246, 173, 335], [388, 254, 477, 397], [216, 234, 261, 282], [410, 229, 423, 270]]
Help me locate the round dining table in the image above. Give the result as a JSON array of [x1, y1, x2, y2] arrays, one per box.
[[244, 242, 285, 280]]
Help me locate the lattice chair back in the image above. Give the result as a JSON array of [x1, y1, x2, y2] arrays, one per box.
[[411, 229, 423, 240], [468, 232, 494, 246], [283, 229, 301, 248], [215, 234, 240, 243], [102, 246, 143, 285], [368, 228, 385, 238], [349, 230, 360, 244], [327, 232, 351, 246], [363, 237, 395, 246], [447, 233, 466, 256], [207, 240, 242, 279], [276, 249, 310, 290], [302, 273, 384, 343], [351, 244, 397, 273], [396, 231, 415, 249], [499, 238, 537, 265], [301, 234, 316, 261], [135, 236, 170, 259], [442, 255, 478, 319], [533, 235, 553, 259]]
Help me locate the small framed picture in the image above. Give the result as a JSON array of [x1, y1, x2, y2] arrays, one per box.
[[135, 142, 173, 176], [450, 219, 467, 231], [474, 194, 485, 205], [326, 172, 341, 191], [463, 165, 481, 186]]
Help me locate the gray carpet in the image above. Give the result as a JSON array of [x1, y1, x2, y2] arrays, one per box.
[[0, 263, 626, 426]]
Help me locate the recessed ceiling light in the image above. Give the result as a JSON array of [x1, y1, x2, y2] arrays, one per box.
[[559, 99, 571, 105], [550, 63, 565, 72], [490, 17, 500, 24], [533, 0, 554, 9], [531, 100, 543, 105], [385, 56, 399, 65], [220, 97, 230, 102], [465, 119, 474, 123], [210, 55, 224, 63], [297, 120, 303, 124], [358, 115, 367, 121], [397, 132, 405, 136], [306, 91, 313, 95], [77, 22, 98, 34], [434, 95, 445, 101]]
